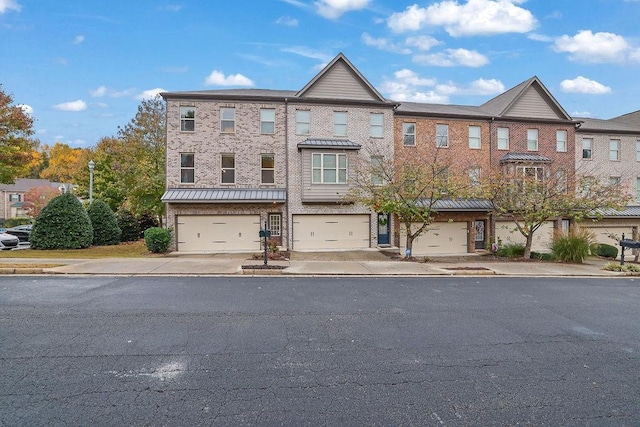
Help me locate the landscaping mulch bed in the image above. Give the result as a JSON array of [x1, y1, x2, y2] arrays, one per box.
[[242, 264, 287, 270]]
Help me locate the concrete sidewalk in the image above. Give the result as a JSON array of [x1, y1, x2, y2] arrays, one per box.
[[0, 253, 628, 276]]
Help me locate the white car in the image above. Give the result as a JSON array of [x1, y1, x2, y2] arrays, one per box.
[[0, 232, 20, 250]]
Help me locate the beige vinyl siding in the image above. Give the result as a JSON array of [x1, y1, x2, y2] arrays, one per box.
[[302, 61, 379, 101], [506, 86, 565, 120], [300, 149, 355, 202]]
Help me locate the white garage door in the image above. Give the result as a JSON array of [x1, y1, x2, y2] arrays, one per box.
[[496, 220, 554, 253], [583, 224, 634, 245], [400, 222, 468, 256], [293, 214, 370, 250], [177, 215, 261, 252]]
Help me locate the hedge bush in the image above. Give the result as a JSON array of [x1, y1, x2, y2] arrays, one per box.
[[593, 243, 618, 259], [87, 200, 121, 246], [138, 212, 160, 238], [30, 192, 93, 249], [497, 243, 525, 258], [144, 227, 171, 253], [117, 209, 140, 242]]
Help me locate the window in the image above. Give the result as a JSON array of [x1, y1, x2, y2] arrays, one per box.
[[261, 154, 275, 184], [312, 153, 347, 184], [469, 166, 481, 187], [296, 111, 310, 135], [220, 108, 235, 133], [527, 129, 538, 151], [517, 166, 544, 181], [610, 139, 621, 161], [221, 154, 235, 183], [180, 153, 194, 183], [9, 194, 20, 202], [403, 123, 416, 146], [582, 138, 593, 159], [497, 127, 509, 150], [371, 156, 384, 185], [610, 176, 621, 186], [370, 113, 383, 138], [333, 111, 347, 136], [637, 177, 640, 201], [637, 141, 640, 161], [556, 130, 567, 152], [469, 126, 481, 149], [556, 169, 567, 193], [268, 214, 281, 237], [436, 124, 449, 147], [180, 106, 195, 132], [260, 109, 275, 134]]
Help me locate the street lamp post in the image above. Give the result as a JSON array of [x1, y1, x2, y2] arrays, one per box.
[[88, 160, 95, 204]]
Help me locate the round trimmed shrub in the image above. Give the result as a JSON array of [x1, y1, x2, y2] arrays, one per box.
[[593, 243, 618, 259], [144, 227, 171, 253], [30, 192, 93, 249], [116, 209, 140, 242], [87, 200, 121, 246]]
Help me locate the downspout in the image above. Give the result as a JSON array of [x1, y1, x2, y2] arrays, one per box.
[[284, 98, 290, 251], [489, 117, 495, 250]]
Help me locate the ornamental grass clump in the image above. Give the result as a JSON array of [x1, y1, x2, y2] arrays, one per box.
[[550, 229, 595, 264]]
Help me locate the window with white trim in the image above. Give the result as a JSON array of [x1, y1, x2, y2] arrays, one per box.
[[497, 127, 509, 150], [556, 169, 567, 193], [371, 155, 384, 185], [469, 166, 481, 187], [220, 107, 235, 133], [9, 194, 20, 202], [296, 110, 310, 135], [221, 154, 235, 184], [609, 176, 621, 186], [180, 153, 194, 183], [582, 138, 593, 159], [333, 111, 347, 136], [261, 154, 275, 184], [610, 139, 620, 161], [469, 126, 481, 149], [637, 177, 640, 201], [370, 113, 383, 138], [517, 165, 544, 181], [527, 129, 538, 151], [403, 123, 415, 146], [312, 153, 347, 184], [436, 124, 448, 147], [556, 130, 567, 152], [260, 109, 275, 134], [180, 107, 195, 132]]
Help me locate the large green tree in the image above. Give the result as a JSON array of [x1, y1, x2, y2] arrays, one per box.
[[0, 85, 39, 183]]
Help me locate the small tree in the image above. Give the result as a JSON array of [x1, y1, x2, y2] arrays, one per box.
[[23, 185, 60, 218], [87, 199, 121, 246], [30, 192, 93, 249], [117, 209, 140, 242]]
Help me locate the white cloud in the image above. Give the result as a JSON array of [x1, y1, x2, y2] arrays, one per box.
[[436, 78, 505, 95], [0, 0, 21, 13], [560, 76, 611, 94], [73, 35, 85, 44], [276, 16, 299, 26], [53, 100, 87, 112], [136, 88, 167, 100], [281, 46, 333, 62], [17, 104, 33, 115], [315, 0, 370, 19], [572, 111, 593, 118], [413, 48, 489, 67], [361, 33, 411, 54], [393, 69, 436, 86], [379, 69, 448, 103], [89, 86, 136, 98], [205, 70, 254, 87], [90, 86, 107, 97], [527, 33, 552, 42], [405, 35, 441, 51], [553, 30, 630, 63], [388, 0, 537, 36]]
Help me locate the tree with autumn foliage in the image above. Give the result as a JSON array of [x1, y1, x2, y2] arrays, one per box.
[[40, 142, 87, 182], [22, 185, 60, 218], [349, 146, 471, 256], [482, 164, 630, 259], [0, 85, 39, 183]]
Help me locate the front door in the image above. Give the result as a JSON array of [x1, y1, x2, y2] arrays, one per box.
[[377, 213, 390, 245], [474, 220, 486, 250]]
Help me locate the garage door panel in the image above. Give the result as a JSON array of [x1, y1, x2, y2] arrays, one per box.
[[496, 221, 554, 252], [400, 222, 468, 255], [177, 215, 260, 252], [584, 225, 633, 245], [293, 215, 370, 250]]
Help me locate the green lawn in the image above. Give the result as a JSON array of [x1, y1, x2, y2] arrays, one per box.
[[0, 240, 164, 259]]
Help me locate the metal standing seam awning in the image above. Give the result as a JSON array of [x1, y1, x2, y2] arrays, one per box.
[[297, 139, 362, 150], [161, 188, 286, 203]]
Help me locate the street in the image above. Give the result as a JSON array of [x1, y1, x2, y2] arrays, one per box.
[[1, 275, 639, 426]]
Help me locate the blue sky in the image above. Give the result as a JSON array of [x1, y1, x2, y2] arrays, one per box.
[[1, 0, 639, 148]]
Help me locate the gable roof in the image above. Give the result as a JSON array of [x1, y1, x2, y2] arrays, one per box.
[[0, 178, 63, 192], [610, 110, 640, 127], [480, 76, 573, 121], [575, 117, 640, 133], [296, 53, 388, 103]]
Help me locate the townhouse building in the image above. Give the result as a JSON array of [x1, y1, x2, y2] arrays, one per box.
[[0, 178, 66, 225], [575, 116, 640, 244], [161, 54, 395, 252]]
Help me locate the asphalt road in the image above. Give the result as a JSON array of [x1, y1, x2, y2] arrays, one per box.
[[1, 276, 639, 426]]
